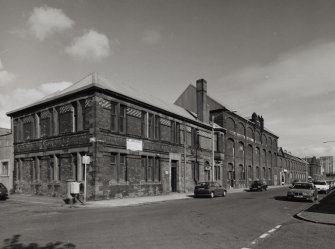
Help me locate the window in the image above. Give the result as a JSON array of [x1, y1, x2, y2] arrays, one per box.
[[141, 156, 147, 181], [141, 156, 160, 182], [148, 157, 154, 181], [40, 111, 52, 138], [141, 112, 148, 138], [119, 154, 127, 182], [215, 165, 221, 180], [239, 164, 245, 180], [176, 123, 181, 144], [154, 158, 160, 182], [155, 116, 160, 140], [59, 104, 74, 134], [149, 114, 155, 139], [171, 121, 176, 143], [214, 134, 218, 152], [248, 165, 252, 179], [119, 105, 126, 134], [192, 161, 199, 182], [49, 158, 54, 182], [191, 128, 198, 148], [23, 116, 34, 140], [111, 153, 118, 182], [0, 161, 9, 176]]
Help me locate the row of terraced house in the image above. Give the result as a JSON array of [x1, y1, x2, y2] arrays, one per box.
[[5, 73, 309, 200]]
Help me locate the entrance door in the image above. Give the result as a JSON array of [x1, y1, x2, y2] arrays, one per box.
[[171, 161, 178, 192]]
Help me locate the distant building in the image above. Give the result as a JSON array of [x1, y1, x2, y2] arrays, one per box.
[[319, 156, 335, 175], [304, 156, 322, 180], [277, 148, 308, 184], [0, 128, 13, 191]]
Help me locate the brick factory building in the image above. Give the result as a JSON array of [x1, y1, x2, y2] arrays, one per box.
[[7, 73, 309, 200], [7, 74, 217, 200], [175, 84, 280, 188]]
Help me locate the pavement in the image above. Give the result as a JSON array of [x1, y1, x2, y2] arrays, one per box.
[[6, 184, 285, 208], [296, 188, 335, 226]]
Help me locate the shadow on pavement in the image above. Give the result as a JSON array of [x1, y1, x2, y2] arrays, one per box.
[[1, 235, 76, 249], [305, 190, 335, 215]]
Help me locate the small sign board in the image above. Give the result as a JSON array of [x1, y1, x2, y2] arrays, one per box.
[[82, 155, 91, 164], [126, 138, 143, 151]]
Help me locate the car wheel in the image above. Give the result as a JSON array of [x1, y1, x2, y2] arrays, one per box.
[[210, 192, 215, 198], [222, 191, 227, 197]]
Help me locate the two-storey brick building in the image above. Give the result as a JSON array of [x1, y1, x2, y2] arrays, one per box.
[[7, 74, 217, 200]]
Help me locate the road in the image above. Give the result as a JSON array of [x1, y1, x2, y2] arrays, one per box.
[[1, 187, 334, 249]]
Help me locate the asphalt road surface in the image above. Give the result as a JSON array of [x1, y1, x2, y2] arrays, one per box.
[[1, 187, 334, 249]]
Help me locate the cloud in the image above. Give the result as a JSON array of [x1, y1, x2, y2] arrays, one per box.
[[28, 5, 74, 41], [216, 41, 335, 157], [65, 30, 110, 61], [0, 58, 16, 86], [0, 81, 72, 128], [141, 30, 162, 45]]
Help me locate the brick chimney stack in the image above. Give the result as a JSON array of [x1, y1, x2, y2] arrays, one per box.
[[196, 79, 209, 123]]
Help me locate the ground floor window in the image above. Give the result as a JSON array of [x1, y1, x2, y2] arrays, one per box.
[[214, 166, 221, 180], [192, 161, 199, 183], [141, 156, 161, 182], [0, 161, 9, 176]]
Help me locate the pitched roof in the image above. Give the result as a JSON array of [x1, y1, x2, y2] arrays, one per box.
[[7, 73, 206, 126]]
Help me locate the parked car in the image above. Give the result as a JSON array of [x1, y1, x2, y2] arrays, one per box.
[[313, 180, 330, 194], [194, 182, 227, 198], [287, 182, 318, 202], [249, 180, 267, 191], [0, 183, 8, 200]]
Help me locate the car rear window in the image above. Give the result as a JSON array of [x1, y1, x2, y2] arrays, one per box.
[[197, 182, 209, 188], [314, 181, 326, 185], [294, 183, 313, 190]]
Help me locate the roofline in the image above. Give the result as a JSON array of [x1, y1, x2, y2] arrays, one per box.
[[7, 83, 213, 130], [7, 82, 97, 116]]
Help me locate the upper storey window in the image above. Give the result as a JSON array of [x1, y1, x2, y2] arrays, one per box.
[[40, 110, 52, 138], [59, 104, 75, 134], [23, 116, 34, 140]]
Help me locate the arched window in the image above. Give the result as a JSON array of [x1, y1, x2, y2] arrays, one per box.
[[239, 164, 245, 180], [226, 118, 235, 132], [247, 144, 253, 160], [247, 127, 254, 140], [237, 122, 245, 135], [227, 138, 235, 157], [238, 141, 244, 159], [255, 131, 261, 143], [256, 147, 261, 166], [262, 134, 267, 145], [248, 165, 252, 179]]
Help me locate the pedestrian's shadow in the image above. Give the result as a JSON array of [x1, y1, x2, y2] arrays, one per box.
[[1, 234, 76, 249]]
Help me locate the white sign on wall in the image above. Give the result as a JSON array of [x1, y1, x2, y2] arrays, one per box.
[[126, 138, 143, 151], [82, 155, 91, 164]]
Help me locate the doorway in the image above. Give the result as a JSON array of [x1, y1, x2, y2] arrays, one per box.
[[171, 160, 178, 192]]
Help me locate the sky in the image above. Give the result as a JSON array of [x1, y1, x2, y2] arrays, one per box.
[[1, 0, 335, 158]]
